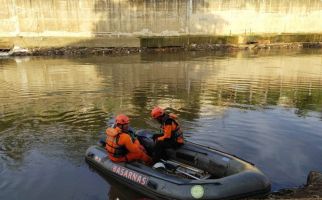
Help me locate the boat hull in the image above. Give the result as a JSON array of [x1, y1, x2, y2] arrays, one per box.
[[85, 141, 270, 200]]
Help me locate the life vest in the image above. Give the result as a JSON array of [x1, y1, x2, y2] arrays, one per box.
[[161, 113, 184, 143], [105, 128, 128, 158]]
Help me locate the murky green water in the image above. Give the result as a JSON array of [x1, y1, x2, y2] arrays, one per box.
[[1, 50, 322, 200]]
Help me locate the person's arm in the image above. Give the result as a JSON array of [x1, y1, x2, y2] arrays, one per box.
[[119, 134, 140, 153], [157, 120, 172, 141], [128, 127, 137, 141]]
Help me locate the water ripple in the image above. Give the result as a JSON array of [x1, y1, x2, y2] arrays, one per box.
[[0, 51, 322, 198]]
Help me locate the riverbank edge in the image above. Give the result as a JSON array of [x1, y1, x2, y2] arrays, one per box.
[[1, 33, 322, 56], [264, 171, 322, 199]]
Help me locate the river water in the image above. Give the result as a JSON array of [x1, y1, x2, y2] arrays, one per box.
[[0, 50, 322, 200]]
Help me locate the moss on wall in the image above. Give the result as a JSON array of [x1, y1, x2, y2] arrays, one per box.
[[140, 34, 322, 48]]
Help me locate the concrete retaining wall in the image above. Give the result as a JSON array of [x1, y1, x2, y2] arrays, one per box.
[[0, 0, 322, 48]]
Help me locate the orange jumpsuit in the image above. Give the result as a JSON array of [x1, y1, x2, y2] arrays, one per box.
[[156, 114, 184, 144], [106, 127, 152, 164], [153, 114, 184, 162]]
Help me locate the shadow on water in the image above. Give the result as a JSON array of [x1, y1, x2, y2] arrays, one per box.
[[87, 163, 151, 200]]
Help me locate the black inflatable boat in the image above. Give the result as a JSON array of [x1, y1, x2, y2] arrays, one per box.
[[85, 130, 271, 200]]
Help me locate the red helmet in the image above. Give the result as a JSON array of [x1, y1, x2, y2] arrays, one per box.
[[115, 114, 129, 125], [151, 107, 164, 119]]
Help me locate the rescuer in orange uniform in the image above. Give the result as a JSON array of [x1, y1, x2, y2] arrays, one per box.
[[151, 107, 184, 162], [105, 114, 152, 165]]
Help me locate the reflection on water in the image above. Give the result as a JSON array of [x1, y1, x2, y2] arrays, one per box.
[[0, 50, 322, 199]]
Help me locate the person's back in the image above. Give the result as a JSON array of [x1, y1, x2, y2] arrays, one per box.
[[105, 114, 152, 165]]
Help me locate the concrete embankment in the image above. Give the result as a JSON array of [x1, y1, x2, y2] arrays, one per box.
[[1, 0, 322, 55]]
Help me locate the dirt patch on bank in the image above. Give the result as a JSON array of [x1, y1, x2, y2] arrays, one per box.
[[260, 171, 322, 200], [270, 172, 322, 199]]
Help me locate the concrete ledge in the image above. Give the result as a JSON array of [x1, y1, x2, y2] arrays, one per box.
[[140, 33, 322, 48], [0, 36, 140, 49], [1, 34, 322, 49], [140, 35, 239, 48], [1, 34, 322, 56]]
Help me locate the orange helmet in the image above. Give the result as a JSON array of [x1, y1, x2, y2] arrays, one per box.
[[151, 107, 164, 119], [115, 114, 129, 125]]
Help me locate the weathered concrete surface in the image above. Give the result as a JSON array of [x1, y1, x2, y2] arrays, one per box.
[[1, 1, 322, 53], [1, 0, 322, 37]]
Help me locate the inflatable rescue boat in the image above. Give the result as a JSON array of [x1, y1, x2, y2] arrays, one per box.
[[85, 130, 270, 200]]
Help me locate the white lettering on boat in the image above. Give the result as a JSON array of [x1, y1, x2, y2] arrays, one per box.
[[112, 165, 149, 185]]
